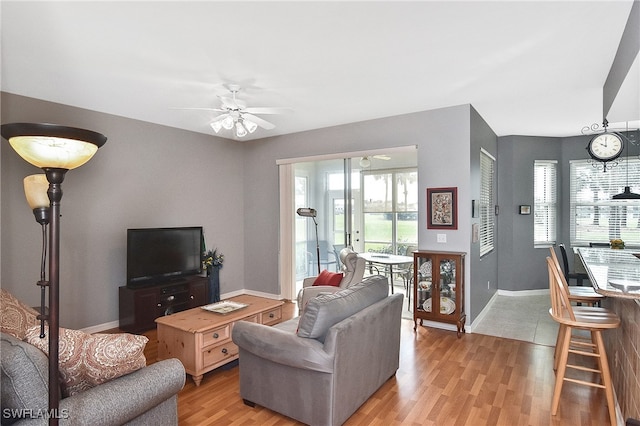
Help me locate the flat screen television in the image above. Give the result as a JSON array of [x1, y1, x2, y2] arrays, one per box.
[[126, 226, 203, 288]]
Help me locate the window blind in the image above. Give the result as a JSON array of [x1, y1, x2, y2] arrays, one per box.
[[534, 160, 557, 246], [480, 150, 495, 256], [570, 158, 640, 246]]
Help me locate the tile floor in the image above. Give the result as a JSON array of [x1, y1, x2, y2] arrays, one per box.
[[472, 293, 559, 346], [394, 281, 558, 346]]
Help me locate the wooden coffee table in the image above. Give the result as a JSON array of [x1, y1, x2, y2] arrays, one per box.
[[155, 294, 284, 386]]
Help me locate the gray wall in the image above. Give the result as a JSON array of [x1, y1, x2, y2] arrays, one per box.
[[241, 105, 478, 318], [497, 135, 561, 291], [1, 93, 245, 329], [2, 93, 501, 329], [496, 133, 597, 292], [469, 107, 498, 320]]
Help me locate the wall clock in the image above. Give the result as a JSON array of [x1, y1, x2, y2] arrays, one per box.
[[586, 132, 624, 171]]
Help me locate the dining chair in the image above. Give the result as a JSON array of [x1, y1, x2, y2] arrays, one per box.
[[558, 244, 589, 287], [546, 256, 619, 426], [393, 245, 417, 292], [549, 247, 604, 307]]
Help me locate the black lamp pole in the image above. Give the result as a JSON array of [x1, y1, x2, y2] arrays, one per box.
[[44, 168, 67, 423]]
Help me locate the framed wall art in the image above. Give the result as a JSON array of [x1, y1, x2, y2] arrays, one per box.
[[519, 205, 531, 215], [427, 187, 458, 229]]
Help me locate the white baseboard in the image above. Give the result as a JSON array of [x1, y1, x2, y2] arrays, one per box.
[[80, 320, 120, 334], [467, 291, 500, 333]]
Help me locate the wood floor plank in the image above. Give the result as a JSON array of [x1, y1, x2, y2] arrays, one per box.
[[127, 300, 613, 425]]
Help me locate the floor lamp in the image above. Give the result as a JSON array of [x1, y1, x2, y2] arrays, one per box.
[[2, 123, 107, 425], [296, 207, 320, 275]]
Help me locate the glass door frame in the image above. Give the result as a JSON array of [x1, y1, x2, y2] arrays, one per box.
[[277, 146, 417, 300]]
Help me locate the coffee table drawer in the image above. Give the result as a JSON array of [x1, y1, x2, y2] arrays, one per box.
[[202, 324, 231, 347], [261, 307, 282, 325], [203, 342, 239, 367]]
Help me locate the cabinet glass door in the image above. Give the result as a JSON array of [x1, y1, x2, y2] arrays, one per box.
[[416, 257, 432, 312], [439, 258, 456, 316]]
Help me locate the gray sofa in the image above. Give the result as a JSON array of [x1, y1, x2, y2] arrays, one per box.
[[1, 332, 185, 425], [232, 275, 403, 426]]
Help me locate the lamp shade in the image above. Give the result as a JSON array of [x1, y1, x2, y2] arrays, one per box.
[[1, 123, 107, 170], [23, 174, 50, 209], [612, 186, 640, 200], [296, 207, 317, 217]]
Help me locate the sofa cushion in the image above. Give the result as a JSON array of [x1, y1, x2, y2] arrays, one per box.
[[297, 275, 388, 343], [25, 325, 148, 397], [1, 332, 49, 424], [0, 289, 39, 339], [313, 270, 343, 287]]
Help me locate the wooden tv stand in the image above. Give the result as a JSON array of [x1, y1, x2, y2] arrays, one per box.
[[118, 275, 208, 333], [155, 294, 284, 386]]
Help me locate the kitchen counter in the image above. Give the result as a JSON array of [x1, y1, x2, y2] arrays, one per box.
[[577, 247, 640, 299]]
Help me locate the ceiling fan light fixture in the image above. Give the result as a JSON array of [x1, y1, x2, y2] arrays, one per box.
[[210, 120, 223, 133], [359, 156, 371, 168], [221, 115, 235, 130], [244, 119, 258, 134], [235, 122, 247, 138]]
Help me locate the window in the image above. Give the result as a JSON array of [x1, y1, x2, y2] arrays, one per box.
[[534, 160, 557, 246], [570, 158, 640, 246], [362, 168, 418, 254], [480, 149, 495, 256]]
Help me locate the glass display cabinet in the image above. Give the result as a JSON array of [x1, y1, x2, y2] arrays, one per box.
[[413, 250, 466, 337]]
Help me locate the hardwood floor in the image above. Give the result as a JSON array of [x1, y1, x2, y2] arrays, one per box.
[[138, 301, 612, 425]]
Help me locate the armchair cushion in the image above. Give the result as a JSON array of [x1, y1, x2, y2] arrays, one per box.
[[312, 270, 343, 287], [297, 276, 389, 343], [25, 325, 148, 397]]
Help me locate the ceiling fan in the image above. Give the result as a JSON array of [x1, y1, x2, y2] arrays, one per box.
[[359, 155, 390, 168], [180, 84, 289, 137]]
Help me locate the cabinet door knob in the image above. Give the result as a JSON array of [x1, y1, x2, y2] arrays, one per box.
[[167, 295, 175, 302], [221, 348, 228, 354], [213, 332, 219, 339], [269, 313, 275, 318], [157, 303, 162, 307], [190, 295, 194, 299]]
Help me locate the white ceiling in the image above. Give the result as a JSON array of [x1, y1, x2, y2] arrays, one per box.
[[1, 1, 638, 141]]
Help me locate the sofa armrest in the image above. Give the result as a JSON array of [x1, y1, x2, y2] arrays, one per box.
[[57, 358, 185, 425], [232, 321, 334, 373]]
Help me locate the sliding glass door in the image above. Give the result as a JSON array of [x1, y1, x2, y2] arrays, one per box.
[[280, 147, 418, 300], [293, 159, 357, 286]]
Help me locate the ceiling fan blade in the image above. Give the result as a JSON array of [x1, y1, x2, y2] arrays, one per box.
[[211, 113, 230, 121], [243, 107, 291, 115], [242, 113, 275, 130]]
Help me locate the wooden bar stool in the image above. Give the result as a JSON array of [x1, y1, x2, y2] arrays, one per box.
[[549, 247, 604, 307], [546, 256, 620, 426]]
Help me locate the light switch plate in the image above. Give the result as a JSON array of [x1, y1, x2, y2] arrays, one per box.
[[437, 234, 447, 243]]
